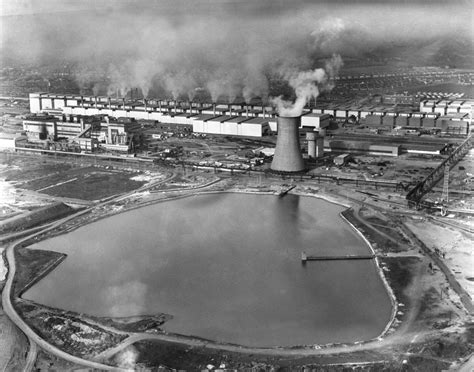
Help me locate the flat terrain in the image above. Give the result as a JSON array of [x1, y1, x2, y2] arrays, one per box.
[[0, 126, 472, 371]]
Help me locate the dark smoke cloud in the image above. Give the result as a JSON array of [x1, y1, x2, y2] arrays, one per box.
[[1, 0, 472, 108]]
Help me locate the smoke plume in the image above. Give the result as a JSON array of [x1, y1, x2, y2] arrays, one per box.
[[115, 345, 139, 371], [272, 54, 343, 116], [1, 0, 472, 101]]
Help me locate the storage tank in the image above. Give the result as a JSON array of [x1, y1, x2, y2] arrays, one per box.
[[271, 116, 305, 172], [306, 132, 316, 158], [306, 132, 324, 158]]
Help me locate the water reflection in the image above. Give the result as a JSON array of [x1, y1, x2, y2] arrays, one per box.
[[24, 193, 392, 347]]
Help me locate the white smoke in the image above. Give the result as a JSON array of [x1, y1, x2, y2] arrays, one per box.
[[3, 2, 469, 102], [164, 71, 198, 101], [115, 345, 139, 371], [272, 54, 343, 117]]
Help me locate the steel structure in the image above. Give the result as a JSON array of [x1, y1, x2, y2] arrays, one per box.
[[406, 135, 472, 207]]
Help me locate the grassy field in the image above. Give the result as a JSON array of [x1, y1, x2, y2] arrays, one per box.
[[1, 154, 148, 201], [12, 247, 66, 297]]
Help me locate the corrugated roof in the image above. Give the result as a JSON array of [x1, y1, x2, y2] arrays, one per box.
[[193, 114, 220, 121], [302, 113, 331, 118], [207, 115, 233, 122], [226, 116, 250, 123], [243, 117, 269, 124]]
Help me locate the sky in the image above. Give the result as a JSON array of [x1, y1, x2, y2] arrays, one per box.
[[1, 0, 472, 108]]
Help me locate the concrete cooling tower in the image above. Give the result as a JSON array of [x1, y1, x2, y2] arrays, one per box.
[[271, 116, 305, 173]]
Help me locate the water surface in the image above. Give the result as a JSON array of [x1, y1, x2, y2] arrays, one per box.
[[24, 193, 392, 347]]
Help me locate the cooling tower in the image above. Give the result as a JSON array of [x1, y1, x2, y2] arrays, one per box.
[[271, 116, 305, 172]]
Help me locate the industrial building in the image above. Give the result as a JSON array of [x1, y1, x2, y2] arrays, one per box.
[[22, 112, 143, 152], [29, 93, 471, 138], [326, 141, 402, 157], [29, 93, 275, 138]]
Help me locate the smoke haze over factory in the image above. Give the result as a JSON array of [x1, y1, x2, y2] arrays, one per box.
[[1, 0, 472, 112]]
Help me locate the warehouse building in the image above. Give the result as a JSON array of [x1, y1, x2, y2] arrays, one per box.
[[395, 112, 411, 127], [408, 112, 424, 127], [438, 113, 470, 135], [326, 141, 402, 157], [421, 113, 440, 129], [301, 113, 331, 130]]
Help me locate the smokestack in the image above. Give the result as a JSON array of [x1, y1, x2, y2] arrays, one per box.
[[94, 96, 98, 108], [143, 99, 147, 111], [271, 116, 305, 173], [228, 104, 233, 116], [213, 103, 216, 116], [122, 98, 126, 110], [108, 97, 111, 109], [245, 106, 249, 117]]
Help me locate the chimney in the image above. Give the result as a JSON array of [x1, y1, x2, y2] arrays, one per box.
[[213, 103, 216, 116], [108, 97, 111, 109], [228, 104, 233, 116], [122, 98, 126, 110], [174, 100, 178, 115], [245, 106, 249, 117], [94, 96, 98, 108], [143, 99, 147, 111]]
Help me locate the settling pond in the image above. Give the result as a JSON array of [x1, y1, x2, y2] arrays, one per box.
[[24, 193, 392, 347]]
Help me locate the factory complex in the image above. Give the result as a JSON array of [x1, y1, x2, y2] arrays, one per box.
[[27, 93, 472, 140], [0, 92, 469, 173]]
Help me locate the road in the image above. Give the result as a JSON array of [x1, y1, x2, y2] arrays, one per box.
[[2, 237, 125, 370], [23, 341, 37, 372], [2, 179, 469, 368], [1, 172, 179, 371]]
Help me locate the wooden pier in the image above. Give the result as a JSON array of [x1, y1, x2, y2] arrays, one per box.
[[301, 252, 375, 262]]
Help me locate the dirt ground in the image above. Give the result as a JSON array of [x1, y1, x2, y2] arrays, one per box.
[[0, 149, 473, 371], [405, 220, 474, 298], [0, 307, 28, 371]]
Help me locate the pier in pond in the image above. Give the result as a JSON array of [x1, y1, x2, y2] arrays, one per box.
[[301, 251, 375, 262]]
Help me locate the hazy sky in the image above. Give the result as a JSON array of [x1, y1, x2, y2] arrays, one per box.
[[1, 0, 472, 103]]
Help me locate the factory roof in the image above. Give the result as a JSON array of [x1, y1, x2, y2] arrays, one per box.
[[207, 115, 233, 122], [226, 116, 250, 123], [192, 114, 220, 121], [174, 113, 196, 118], [243, 117, 270, 125], [302, 113, 331, 119], [439, 113, 470, 120], [437, 100, 452, 106]]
